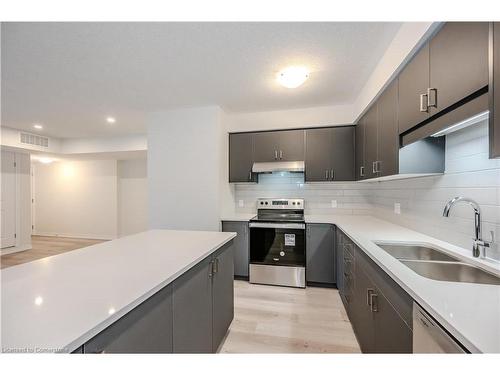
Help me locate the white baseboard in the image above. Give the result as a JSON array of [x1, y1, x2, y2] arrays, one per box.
[[32, 231, 115, 241], [1, 244, 32, 255]]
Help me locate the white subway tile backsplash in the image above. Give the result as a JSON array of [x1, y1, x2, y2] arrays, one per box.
[[234, 120, 499, 260]]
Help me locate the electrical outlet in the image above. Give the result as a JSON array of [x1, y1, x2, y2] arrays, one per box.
[[331, 200, 338, 208], [238, 199, 244, 208], [394, 203, 401, 215]]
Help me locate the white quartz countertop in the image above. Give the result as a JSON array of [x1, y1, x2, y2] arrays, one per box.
[[1, 229, 236, 353], [221, 213, 255, 221], [305, 214, 500, 353]]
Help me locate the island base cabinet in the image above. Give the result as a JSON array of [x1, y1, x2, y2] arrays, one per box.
[[212, 242, 235, 351], [172, 241, 234, 353], [83, 285, 173, 353], [172, 257, 214, 353]]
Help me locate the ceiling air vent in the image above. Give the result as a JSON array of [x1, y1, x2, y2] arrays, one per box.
[[20, 132, 49, 148]]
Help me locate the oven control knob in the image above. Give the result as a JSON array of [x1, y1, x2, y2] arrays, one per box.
[[265, 202, 268, 205], [260, 202, 264, 205], [280, 251, 285, 256]]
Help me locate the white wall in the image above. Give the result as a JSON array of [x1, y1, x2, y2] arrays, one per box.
[[33, 159, 118, 239], [148, 106, 227, 231], [118, 159, 148, 236]]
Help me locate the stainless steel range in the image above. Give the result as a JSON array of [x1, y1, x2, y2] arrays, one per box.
[[249, 198, 306, 288]]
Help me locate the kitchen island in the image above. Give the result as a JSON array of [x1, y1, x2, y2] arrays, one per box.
[[1, 230, 236, 353]]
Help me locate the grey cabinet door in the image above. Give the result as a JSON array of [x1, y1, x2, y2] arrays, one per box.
[[429, 22, 489, 115], [355, 117, 365, 180], [222, 221, 249, 277], [331, 126, 355, 181], [229, 133, 255, 183], [279, 129, 305, 161], [306, 224, 335, 284], [335, 228, 344, 293], [172, 257, 213, 353], [363, 105, 378, 179], [83, 285, 173, 353], [376, 79, 399, 177], [491, 22, 500, 158], [254, 131, 280, 162], [305, 127, 332, 182], [350, 262, 375, 353], [373, 291, 412, 353], [398, 43, 430, 133], [212, 243, 235, 352]]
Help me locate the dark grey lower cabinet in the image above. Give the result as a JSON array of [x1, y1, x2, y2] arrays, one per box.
[[172, 256, 214, 353], [306, 224, 335, 285], [337, 228, 412, 353], [173, 242, 234, 353], [212, 244, 235, 351], [83, 284, 173, 353], [82, 241, 234, 354], [222, 221, 249, 278]]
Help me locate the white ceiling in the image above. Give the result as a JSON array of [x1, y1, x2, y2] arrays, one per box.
[[1, 22, 402, 138]]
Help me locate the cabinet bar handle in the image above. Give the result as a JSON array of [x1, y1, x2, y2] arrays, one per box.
[[274, 150, 278, 160], [360, 166, 365, 177], [367, 288, 375, 306], [279, 150, 283, 159], [325, 170, 329, 180], [248, 171, 252, 181], [372, 161, 376, 174], [427, 88, 437, 108], [330, 169, 334, 180], [208, 260, 214, 278], [370, 293, 379, 312], [420, 93, 429, 113]]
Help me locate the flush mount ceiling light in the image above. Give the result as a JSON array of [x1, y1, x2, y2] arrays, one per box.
[[106, 117, 116, 124], [277, 66, 310, 88], [33, 124, 43, 130]]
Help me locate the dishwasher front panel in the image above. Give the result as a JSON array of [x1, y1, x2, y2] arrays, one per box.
[[413, 303, 466, 353]]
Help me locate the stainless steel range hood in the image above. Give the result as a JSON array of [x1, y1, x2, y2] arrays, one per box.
[[252, 161, 305, 173]]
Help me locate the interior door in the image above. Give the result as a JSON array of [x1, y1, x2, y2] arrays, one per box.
[[377, 79, 399, 177], [398, 43, 430, 133], [278, 129, 305, 161], [1, 151, 16, 248], [429, 22, 489, 115], [330, 126, 355, 181], [305, 128, 332, 182]]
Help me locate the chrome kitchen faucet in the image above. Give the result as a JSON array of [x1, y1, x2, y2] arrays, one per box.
[[443, 196, 492, 258]]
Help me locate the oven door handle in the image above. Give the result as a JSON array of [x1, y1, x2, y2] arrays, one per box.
[[249, 222, 305, 230]]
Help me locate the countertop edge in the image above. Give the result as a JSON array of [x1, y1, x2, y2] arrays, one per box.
[[63, 233, 236, 353]]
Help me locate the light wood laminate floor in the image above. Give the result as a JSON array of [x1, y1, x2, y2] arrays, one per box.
[[1, 235, 106, 269], [220, 280, 361, 353]]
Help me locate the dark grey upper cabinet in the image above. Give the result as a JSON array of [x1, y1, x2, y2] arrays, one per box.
[[172, 256, 213, 353], [331, 127, 355, 181], [429, 22, 489, 115], [83, 285, 173, 353], [355, 117, 365, 180], [306, 224, 335, 284], [254, 130, 304, 162], [376, 79, 399, 177], [398, 42, 430, 134], [363, 106, 378, 179], [305, 128, 332, 181], [279, 129, 305, 161], [254, 131, 281, 162], [212, 245, 234, 352], [222, 221, 249, 278], [489, 22, 500, 158], [305, 126, 355, 182], [229, 133, 255, 183]]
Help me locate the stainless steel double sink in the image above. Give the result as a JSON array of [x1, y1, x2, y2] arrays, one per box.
[[375, 243, 500, 285]]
